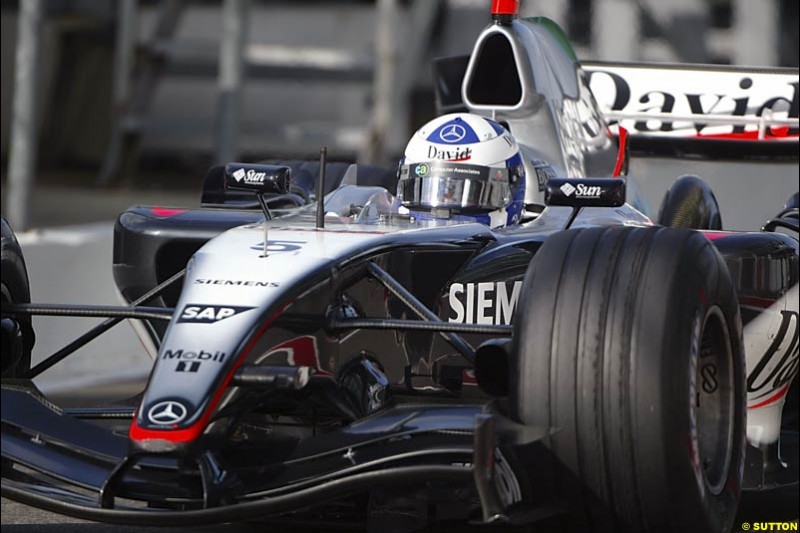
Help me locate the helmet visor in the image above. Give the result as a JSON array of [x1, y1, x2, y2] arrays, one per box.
[[397, 162, 511, 211]]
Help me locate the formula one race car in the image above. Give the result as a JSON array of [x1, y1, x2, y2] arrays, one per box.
[[2, 4, 798, 533]]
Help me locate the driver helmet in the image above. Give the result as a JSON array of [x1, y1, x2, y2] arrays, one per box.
[[397, 113, 525, 228]]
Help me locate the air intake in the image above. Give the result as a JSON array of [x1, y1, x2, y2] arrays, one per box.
[[465, 33, 523, 107]]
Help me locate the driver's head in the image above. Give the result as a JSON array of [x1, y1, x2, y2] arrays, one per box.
[[397, 113, 525, 228]]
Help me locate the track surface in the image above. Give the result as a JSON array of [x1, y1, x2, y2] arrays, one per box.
[[3, 490, 798, 532], [0, 500, 244, 533]]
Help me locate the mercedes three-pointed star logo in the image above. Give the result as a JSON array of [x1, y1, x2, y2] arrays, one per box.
[[439, 123, 467, 143], [147, 400, 188, 425]]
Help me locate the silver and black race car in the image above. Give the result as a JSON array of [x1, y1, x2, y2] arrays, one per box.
[[1, 5, 798, 532]]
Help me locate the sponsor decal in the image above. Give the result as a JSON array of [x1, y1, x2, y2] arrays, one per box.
[[560, 182, 602, 199], [177, 304, 255, 324], [586, 65, 799, 136], [532, 159, 556, 192], [546, 178, 625, 207], [449, 281, 523, 325], [427, 145, 473, 162], [248, 239, 305, 253], [162, 348, 226, 364], [439, 123, 467, 143], [175, 361, 201, 373], [412, 162, 493, 180], [147, 400, 188, 425], [747, 310, 799, 402], [232, 167, 267, 185], [193, 278, 280, 288]]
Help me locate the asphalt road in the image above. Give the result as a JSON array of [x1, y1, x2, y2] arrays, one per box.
[[0, 500, 244, 533], [3, 490, 797, 532]]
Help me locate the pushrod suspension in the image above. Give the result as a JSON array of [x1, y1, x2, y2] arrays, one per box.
[[3, 268, 185, 378], [365, 262, 476, 363]]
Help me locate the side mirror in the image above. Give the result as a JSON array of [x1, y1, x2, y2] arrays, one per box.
[[224, 163, 291, 195], [545, 178, 626, 208]]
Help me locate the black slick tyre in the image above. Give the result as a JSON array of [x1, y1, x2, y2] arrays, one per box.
[[510, 226, 745, 533], [1, 217, 34, 377], [657, 175, 722, 230]]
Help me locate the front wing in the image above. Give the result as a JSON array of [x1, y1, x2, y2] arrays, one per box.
[[0, 381, 556, 527]]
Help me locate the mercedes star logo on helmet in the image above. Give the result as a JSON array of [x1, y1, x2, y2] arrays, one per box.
[[439, 123, 467, 144], [147, 400, 188, 425]]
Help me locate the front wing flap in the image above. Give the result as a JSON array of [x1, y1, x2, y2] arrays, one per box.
[[0, 381, 555, 526]]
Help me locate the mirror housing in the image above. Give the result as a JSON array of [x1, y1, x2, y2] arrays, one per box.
[[545, 178, 626, 208], [224, 163, 291, 195]]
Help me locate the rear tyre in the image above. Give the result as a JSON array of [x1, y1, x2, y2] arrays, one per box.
[[785, 192, 799, 211], [1, 217, 34, 378], [658, 174, 722, 230], [510, 226, 745, 533]]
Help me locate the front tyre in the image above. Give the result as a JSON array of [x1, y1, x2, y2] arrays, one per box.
[[1, 217, 34, 377], [511, 226, 745, 533]]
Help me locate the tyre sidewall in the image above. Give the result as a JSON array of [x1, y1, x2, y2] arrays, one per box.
[[637, 233, 745, 532], [1, 217, 34, 376]]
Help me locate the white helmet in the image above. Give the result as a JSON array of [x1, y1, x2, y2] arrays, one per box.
[[397, 113, 525, 228]]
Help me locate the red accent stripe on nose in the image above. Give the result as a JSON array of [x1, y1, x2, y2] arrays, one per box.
[[129, 305, 287, 444]]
